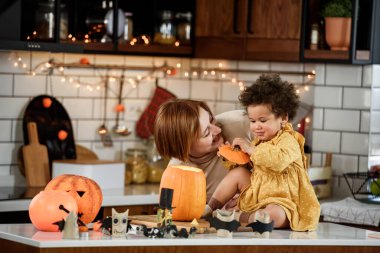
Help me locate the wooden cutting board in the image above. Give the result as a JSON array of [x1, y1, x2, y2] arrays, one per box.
[[129, 215, 214, 234], [22, 122, 50, 187]]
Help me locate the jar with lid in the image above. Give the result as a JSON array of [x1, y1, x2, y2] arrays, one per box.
[[125, 149, 149, 184], [146, 137, 168, 183], [154, 10, 176, 45], [35, 0, 55, 40], [175, 12, 192, 44], [123, 12, 133, 41]]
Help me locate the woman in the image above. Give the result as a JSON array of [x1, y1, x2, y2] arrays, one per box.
[[154, 99, 251, 202]]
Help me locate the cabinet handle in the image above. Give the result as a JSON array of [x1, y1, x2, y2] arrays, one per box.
[[233, 0, 241, 34], [247, 0, 254, 34]]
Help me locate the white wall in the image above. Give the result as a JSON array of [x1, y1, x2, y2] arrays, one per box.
[[0, 51, 374, 199]]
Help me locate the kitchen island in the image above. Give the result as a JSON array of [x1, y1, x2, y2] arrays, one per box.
[[0, 222, 379, 253]]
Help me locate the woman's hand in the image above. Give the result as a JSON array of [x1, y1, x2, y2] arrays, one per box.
[[232, 138, 254, 155]]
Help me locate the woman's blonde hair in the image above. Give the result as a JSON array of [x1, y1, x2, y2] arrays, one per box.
[[154, 99, 213, 162]]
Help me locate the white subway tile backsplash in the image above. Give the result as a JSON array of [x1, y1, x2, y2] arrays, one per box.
[[191, 80, 221, 100], [14, 75, 46, 96], [123, 99, 149, 121], [298, 86, 314, 105], [78, 76, 103, 97], [95, 54, 125, 65], [312, 130, 340, 153], [77, 120, 102, 141], [12, 120, 23, 142], [62, 98, 93, 119], [372, 88, 380, 110], [360, 111, 370, 133], [0, 74, 13, 96], [238, 61, 270, 71], [308, 64, 325, 85], [165, 79, 190, 98], [206, 59, 237, 69], [50, 75, 78, 97], [363, 65, 372, 87], [314, 86, 342, 108], [270, 62, 303, 72], [341, 132, 369, 155], [127, 56, 155, 67], [331, 154, 358, 175], [136, 79, 155, 98], [359, 156, 369, 171], [370, 111, 380, 133], [221, 82, 242, 101], [0, 52, 28, 74], [372, 65, 380, 87], [214, 102, 238, 115], [311, 152, 322, 166], [325, 64, 362, 86], [343, 87, 371, 109], [324, 109, 360, 131], [312, 108, 323, 129], [0, 165, 10, 175], [0, 143, 17, 164], [0, 97, 29, 119], [0, 120, 12, 141]]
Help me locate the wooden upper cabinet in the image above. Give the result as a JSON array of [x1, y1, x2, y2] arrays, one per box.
[[246, 0, 301, 39], [195, 0, 302, 61]]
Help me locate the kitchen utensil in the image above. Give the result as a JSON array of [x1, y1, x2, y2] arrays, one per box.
[[23, 95, 76, 171], [112, 74, 131, 136], [98, 77, 113, 147], [22, 122, 51, 187]]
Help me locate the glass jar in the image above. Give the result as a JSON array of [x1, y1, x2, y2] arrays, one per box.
[[146, 138, 167, 183], [35, 0, 55, 40], [154, 10, 176, 45], [176, 12, 192, 44], [123, 12, 133, 41], [125, 149, 149, 184]]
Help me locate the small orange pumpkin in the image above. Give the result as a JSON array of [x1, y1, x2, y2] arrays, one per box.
[[45, 174, 103, 224], [58, 130, 68, 140], [29, 190, 78, 231], [218, 144, 250, 165], [159, 165, 206, 221], [42, 97, 52, 108]]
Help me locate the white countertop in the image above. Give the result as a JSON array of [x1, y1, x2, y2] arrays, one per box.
[[0, 223, 379, 248], [0, 184, 160, 212]]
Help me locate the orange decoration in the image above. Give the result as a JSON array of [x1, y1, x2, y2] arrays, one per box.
[[93, 220, 102, 231], [159, 165, 206, 221], [29, 190, 78, 232], [58, 130, 68, 140], [218, 144, 250, 165], [168, 68, 177, 76], [42, 98, 52, 108], [115, 104, 125, 112], [79, 57, 90, 65], [45, 174, 103, 224]]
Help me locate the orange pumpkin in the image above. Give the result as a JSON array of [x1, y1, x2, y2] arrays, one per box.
[[42, 97, 52, 108], [159, 165, 206, 221], [45, 174, 103, 224], [218, 144, 250, 165], [58, 130, 68, 140], [29, 190, 78, 231]]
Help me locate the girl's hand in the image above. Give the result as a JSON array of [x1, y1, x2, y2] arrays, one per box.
[[232, 138, 254, 155]]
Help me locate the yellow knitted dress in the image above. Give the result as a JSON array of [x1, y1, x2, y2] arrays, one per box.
[[238, 123, 320, 231]]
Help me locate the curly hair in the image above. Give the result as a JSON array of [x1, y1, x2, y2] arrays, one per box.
[[239, 73, 299, 120]]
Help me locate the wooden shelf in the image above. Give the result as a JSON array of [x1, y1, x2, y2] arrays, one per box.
[[304, 49, 349, 60]]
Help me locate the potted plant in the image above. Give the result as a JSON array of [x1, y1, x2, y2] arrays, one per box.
[[321, 0, 352, 50]]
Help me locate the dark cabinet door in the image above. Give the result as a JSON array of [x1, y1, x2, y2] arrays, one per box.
[[195, 0, 302, 61], [195, 0, 246, 60], [244, 0, 302, 61]]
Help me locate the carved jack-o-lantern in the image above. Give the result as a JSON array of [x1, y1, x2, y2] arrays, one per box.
[[29, 190, 78, 231], [45, 174, 103, 224]]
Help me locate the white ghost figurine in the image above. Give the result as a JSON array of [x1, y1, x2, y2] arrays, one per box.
[[112, 208, 129, 237], [62, 211, 79, 239]]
